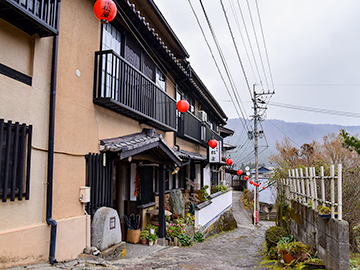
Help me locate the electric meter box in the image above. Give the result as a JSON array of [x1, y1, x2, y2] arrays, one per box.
[[79, 186, 91, 203]]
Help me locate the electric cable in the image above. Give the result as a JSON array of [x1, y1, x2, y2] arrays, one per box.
[[188, 0, 251, 134]]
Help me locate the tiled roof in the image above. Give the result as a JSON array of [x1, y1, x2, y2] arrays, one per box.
[[174, 149, 207, 161], [99, 129, 182, 165], [100, 129, 159, 152]]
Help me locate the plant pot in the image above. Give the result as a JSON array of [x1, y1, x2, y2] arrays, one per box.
[[148, 240, 154, 246], [282, 251, 295, 263], [140, 239, 147, 245], [154, 239, 158, 245], [320, 213, 338, 219]]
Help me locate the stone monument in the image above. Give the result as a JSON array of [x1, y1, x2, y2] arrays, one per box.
[[91, 207, 122, 251]]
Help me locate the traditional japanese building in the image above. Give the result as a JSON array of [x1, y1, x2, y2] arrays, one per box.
[[0, 0, 231, 267]]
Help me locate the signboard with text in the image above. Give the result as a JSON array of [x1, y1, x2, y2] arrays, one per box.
[[208, 140, 222, 163]]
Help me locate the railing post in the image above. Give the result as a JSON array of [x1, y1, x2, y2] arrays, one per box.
[[295, 168, 301, 203], [309, 167, 315, 210], [312, 167, 318, 210], [305, 167, 310, 207], [330, 165, 335, 219], [288, 170, 292, 201], [300, 168, 306, 205], [337, 164, 342, 221], [320, 166, 325, 207]]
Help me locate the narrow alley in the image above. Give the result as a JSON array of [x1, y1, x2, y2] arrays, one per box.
[[9, 191, 274, 270]]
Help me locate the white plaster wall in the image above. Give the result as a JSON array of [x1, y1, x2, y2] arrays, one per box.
[[195, 191, 232, 227], [203, 164, 211, 193]]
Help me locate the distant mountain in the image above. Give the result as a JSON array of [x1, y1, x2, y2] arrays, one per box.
[[224, 119, 360, 166]]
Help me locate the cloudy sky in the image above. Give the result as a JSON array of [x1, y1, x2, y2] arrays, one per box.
[[153, 0, 360, 127]]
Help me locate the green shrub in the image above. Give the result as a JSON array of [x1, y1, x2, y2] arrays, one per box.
[[178, 234, 192, 246], [265, 226, 289, 250], [194, 231, 205, 242], [211, 185, 231, 194]]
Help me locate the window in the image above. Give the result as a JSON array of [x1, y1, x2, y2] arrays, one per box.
[[156, 68, 166, 91], [101, 24, 122, 99], [0, 119, 32, 202]]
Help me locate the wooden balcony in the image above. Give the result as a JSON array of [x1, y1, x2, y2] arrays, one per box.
[[93, 50, 176, 132], [178, 112, 222, 145], [0, 0, 59, 37]]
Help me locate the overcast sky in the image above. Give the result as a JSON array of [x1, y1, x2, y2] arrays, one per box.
[[153, 0, 360, 127]]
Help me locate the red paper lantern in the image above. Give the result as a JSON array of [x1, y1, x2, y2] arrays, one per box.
[[263, 186, 266, 190], [237, 170, 243, 176], [176, 100, 189, 113], [94, 0, 117, 24], [244, 176, 249, 181], [249, 180, 253, 184], [208, 139, 218, 148], [226, 158, 233, 166]]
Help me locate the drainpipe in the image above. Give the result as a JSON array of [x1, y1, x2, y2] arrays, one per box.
[[46, 0, 61, 264]]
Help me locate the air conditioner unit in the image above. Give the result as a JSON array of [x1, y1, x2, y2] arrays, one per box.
[[198, 110, 207, 122], [201, 125, 206, 141]]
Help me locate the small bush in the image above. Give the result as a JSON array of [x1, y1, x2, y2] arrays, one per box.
[[265, 226, 289, 250], [211, 185, 231, 194], [194, 231, 205, 242], [178, 234, 192, 246]]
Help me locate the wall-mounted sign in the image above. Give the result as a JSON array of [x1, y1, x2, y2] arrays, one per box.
[[209, 140, 222, 163]]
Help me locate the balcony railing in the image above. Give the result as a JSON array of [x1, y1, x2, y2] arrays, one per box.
[[178, 112, 222, 145], [0, 0, 59, 37], [94, 50, 176, 132]]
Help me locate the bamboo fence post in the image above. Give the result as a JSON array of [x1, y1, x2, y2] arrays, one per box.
[[300, 168, 306, 205], [337, 164, 342, 221], [330, 165, 335, 219], [320, 166, 325, 207], [312, 167, 318, 210], [305, 167, 310, 206]]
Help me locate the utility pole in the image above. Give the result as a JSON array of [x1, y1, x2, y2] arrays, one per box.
[[251, 84, 274, 225]]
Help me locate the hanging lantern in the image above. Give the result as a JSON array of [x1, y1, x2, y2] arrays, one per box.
[[249, 180, 253, 184], [244, 176, 249, 181], [94, 0, 117, 24], [176, 100, 189, 113], [208, 139, 218, 148], [226, 158, 233, 166], [237, 169, 243, 175], [263, 186, 266, 190]]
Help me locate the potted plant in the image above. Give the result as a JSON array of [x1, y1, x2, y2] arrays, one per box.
[[140, 230, 149, 245], [277, 238, 295, 263], [317, 205, 333, 218], [147, 233, 157, 246], [146, 224, 158, 235]]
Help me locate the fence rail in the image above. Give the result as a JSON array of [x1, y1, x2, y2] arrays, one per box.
[[280, 164, 342, 220]]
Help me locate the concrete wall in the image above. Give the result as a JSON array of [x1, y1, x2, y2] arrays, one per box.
[[290, 201, 349, 270]]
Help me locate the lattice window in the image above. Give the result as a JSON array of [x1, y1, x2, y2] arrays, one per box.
[[0, 119, 32, 202]]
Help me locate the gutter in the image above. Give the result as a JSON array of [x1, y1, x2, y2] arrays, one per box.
[[46, 0, 61, 264]]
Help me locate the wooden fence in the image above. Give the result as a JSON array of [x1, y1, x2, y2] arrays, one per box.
[[280, 164, 342, 220]]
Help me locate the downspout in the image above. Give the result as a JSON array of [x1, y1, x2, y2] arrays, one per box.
[[46, 0, 61, 264]]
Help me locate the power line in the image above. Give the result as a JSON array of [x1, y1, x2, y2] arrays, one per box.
[[220, 0, 252, 96], [269, 101, 360, 118], [245, 0, 268, 90], [188, 0, 251, 134], [266, 118, 300, 147], [254, 0, 275, 93]]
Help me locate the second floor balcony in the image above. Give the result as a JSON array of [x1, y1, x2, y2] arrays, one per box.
[[178, 111, 222, 146], [0, 0, 59, 37], [93, 50, 176, 132]]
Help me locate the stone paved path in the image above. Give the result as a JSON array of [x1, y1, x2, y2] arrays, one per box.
[[9, 191, 274, 269]]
